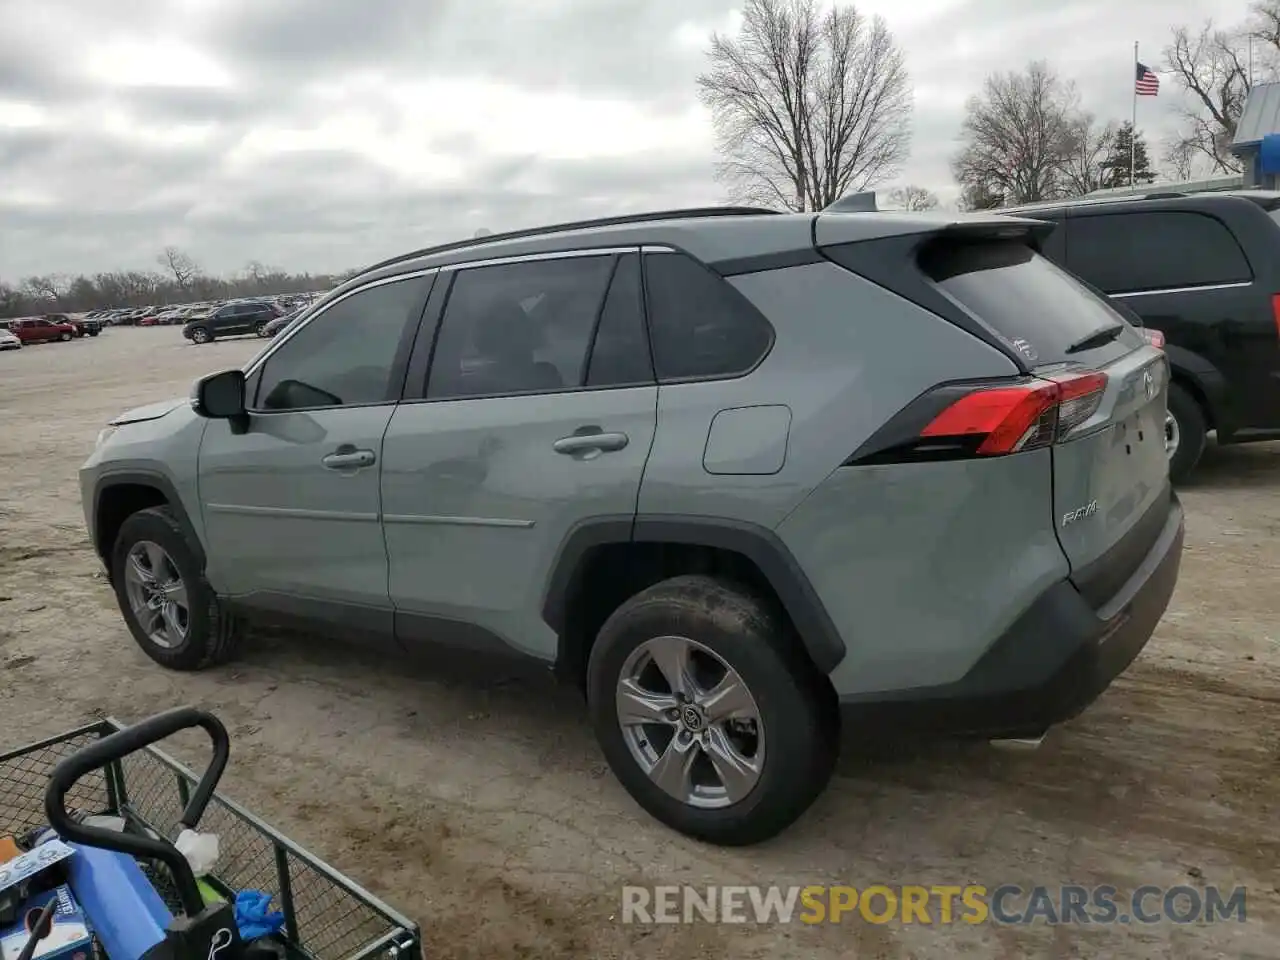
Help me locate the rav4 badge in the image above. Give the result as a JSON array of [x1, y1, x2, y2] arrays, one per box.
[[1062, 500, 1099, 527]]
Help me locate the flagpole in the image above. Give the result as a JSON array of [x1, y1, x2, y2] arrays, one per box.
[[1131, 41, 1138, 188]]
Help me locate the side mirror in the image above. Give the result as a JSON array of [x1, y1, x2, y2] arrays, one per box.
[[192, 369, 247, 423]]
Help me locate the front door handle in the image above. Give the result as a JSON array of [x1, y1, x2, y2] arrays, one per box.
[[553, 430, 629, 457], [322, 446, 377, 470]]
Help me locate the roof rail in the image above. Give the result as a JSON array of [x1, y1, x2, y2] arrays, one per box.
[[360, 206, 780, 276], [1141, 191, 1187, 200]]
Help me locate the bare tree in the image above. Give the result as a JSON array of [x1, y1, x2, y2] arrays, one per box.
[[1163, 23, 1250, 174], [243, 260, 269, 288], [887, 184, 939, 210], [958, 182, 1006, 211], [21, 274, 69, 305], [1249, 0, 1280, 80], [1060, 115, 1118, 197], [697, 0, 912, 211], [157, 246, 200, 292], [952, 62, 1081, 206], [1162, 139, 1203, 181]]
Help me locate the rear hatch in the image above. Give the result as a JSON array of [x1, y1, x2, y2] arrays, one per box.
[[919, 235, 1172, 604]]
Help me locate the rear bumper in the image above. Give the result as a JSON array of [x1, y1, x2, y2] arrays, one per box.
[[839, 496, 1185, 739]]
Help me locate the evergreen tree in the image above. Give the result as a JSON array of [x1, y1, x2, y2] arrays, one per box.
[[1101, 122, 1156, 188]]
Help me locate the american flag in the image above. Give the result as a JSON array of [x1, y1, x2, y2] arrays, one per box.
[[1135, 62, 1159, 96]]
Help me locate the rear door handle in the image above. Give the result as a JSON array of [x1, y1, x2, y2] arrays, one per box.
[[553, 430, 629, 457], [322, 446, 377, 470]]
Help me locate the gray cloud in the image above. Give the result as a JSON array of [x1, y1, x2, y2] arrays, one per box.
[[204, 0, 738, 103], [0, 0, 1255, 280]]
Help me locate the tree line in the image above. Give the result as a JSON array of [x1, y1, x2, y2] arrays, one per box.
[[1, 246, 355, 318], [698, 0, 1280, 212]]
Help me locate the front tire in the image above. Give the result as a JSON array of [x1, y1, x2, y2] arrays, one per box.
[[59, 332, 72, 341], [1166, 382, 1207, 484], [111, 506, 243, 670], [587, 575, 836, 846], [190, 326, 212, 344], [255, 322, 269, 337]]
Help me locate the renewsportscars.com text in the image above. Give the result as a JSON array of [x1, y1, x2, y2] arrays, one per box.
[[620, 884, 1248, 926]]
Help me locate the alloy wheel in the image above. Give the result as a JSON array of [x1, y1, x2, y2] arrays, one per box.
[[123, 540, 190, 649], [616, 635, 765, 809], [1164, 411, 1180, 460]]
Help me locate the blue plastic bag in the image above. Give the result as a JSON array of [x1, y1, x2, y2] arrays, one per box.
[[234, 890, 285, 940]]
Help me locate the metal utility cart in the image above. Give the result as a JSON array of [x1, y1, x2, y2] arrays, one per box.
[[0, 711, 422, 960]]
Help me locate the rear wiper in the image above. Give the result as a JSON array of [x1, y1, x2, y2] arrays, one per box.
[[1065, 323, 1125, 354]]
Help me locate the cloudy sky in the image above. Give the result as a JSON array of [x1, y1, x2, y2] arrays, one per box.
[[0, 0, 1255, 279]]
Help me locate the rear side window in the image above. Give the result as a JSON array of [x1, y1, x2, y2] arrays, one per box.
[[586, 253, 654, 387], [643, 252, 773, 381], [919, 240, 1131, 365], [426, 255, 614, 400], [1065, 211, 1252, 294]]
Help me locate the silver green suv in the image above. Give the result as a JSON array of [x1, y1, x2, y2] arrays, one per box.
[[81, 206, 1184, 845]]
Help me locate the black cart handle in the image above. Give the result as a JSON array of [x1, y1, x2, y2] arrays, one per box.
[[44, 707, 230, 917]]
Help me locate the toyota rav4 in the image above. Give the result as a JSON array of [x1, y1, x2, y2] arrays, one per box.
[[81, 205, 1184, 845]]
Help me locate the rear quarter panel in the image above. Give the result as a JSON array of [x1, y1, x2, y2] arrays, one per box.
[[638, 260, 1023, 526], [776, 451, 1070, 694]]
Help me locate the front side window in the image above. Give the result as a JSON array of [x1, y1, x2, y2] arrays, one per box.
[[254, 276, 426, 410], [426, 255, 614, 399]]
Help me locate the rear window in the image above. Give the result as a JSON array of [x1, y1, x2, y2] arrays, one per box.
[[1065, 211, 1251, 294], [919, 240, 1132, 365]]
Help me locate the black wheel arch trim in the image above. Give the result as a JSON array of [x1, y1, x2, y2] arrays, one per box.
[[1161, 345, 1229, 425], [541, 514, 847, 674], [92, 470, 207, 571]]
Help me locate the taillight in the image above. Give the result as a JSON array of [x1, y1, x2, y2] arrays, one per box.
[[1138, 328, 1165, 349], [848, 371, 1108, 465], [1272, 294, 1280, 340]]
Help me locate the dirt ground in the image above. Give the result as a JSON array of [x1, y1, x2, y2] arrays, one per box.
[[1, 327, 1277, 960]]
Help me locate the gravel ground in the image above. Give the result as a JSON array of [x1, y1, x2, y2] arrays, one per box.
[[1, 327, 1277, 960]]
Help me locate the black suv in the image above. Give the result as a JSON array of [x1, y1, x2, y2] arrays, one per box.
[[1003, 190, 1280, 480], [183, 301, 281, 344]]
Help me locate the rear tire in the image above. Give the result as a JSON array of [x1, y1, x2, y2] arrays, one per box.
[[587, 575, 837, 846], [255, 322, 269, 337], [1166, 382, 1206, 484], [111, 506, 243, 670]]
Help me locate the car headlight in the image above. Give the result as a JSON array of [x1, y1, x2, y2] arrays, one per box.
[[96, 426, 118, 448]]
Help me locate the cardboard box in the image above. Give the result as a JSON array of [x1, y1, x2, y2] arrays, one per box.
[[0, 886, 94, 960]]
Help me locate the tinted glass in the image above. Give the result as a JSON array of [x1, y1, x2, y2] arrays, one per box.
[[427, 256, 614, 399], [586, 254, 653, 387], [643, 252, 773, 381], [1066, 211, 1252, 294], [920, 240, 1133, 364], [255, 276, 425, 410]]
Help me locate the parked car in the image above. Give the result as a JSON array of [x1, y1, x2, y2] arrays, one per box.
[[7, 316, 77, 343], [260, 309, 301, 337], [46, 313, 100, 337], [0, 328, 21, 350], [1000, 189, 1280, 481], [82, 204, 1183, 846], [183, 301, 282, 343], [77, 315, 105, 336]]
